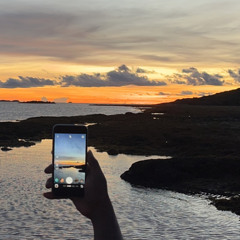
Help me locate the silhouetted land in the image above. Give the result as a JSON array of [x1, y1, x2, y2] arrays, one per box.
[[0, 100, 19, 102], [174, 88, 240, 106], [1, 88, 240, 215], [0, 100, 55, 104], [20, 100, 55, 104]]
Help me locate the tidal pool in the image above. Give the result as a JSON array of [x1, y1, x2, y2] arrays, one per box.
[[0, 140, 239, 239]]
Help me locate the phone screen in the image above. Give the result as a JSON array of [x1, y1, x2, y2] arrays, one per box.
[[53, 132, 86, 191]]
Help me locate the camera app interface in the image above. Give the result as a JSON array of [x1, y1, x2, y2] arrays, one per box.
[[54, 133, 86, 189]]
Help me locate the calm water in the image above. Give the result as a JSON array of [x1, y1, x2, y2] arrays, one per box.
[[0, 102, 141, 122], [0, 140, 239, 240]]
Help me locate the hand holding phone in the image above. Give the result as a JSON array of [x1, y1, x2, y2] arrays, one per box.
[[45, 150, 109, 217], [44, 149, 123, 239]]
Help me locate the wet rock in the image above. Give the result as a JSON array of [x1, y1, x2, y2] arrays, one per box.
[[211, 196, 240, 216], [121, 157, 240, 215], [1, 147, 12, 151], [121, 157, 240, 194], [107, 148, 119, 155]]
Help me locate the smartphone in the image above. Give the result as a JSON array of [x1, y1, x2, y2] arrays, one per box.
[[52, 124, 87, 197]]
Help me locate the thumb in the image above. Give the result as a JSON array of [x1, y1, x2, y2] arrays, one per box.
[[87, 150, 100, 169]]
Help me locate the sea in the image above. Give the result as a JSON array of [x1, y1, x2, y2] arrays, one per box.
[[0, 102, 239, 239], [0, 102, 142, 122]]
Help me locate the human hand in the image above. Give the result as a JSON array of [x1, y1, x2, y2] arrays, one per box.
[[44, 150, 110, 220]]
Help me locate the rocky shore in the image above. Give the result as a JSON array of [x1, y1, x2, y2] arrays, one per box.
[[121, 157, 240, 195], [1, 102, 240, 215], [121, 157, 240, 215]]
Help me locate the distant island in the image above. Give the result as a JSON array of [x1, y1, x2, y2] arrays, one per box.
[[20, 100, 55, 104], [0, 100, 55, 104], [0, 100, 20, 102]]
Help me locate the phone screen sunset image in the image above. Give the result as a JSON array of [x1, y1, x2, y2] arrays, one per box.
[[54, 133, 86, 186]]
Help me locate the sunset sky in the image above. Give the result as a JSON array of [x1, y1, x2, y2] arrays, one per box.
[[1, 0, 240, 104], [55, 133, 86, 162]]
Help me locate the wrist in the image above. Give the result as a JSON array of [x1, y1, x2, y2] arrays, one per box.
[[90, 195, 113, 223], [90, 196, 123, 240]]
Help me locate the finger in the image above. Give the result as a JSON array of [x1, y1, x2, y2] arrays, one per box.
[[44, 164, 53, 174], [43, 192, 68, 199], [46, 177, 53, 189], [87, 151, 105, 178], [43, 192, 55, 199], [87, 150, 100, 168]]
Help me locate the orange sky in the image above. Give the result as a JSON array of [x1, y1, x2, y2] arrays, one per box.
[[0, 61, 239, 104], [55, 160, 84, 166], [0, 84, 237, 104]]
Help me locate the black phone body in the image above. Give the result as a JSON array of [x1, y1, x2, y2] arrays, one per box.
[[52, 124, 87, 197]]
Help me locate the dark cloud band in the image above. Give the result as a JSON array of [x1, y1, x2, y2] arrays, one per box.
[[228, 69, 240, 83], [172, 68, 224, 86], [0, 65, 166, 88], [61, 65, 166, 87], [0, 76, 56, 88]]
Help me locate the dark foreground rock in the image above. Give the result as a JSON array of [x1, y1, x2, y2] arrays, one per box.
[[1, 147, 12, 151], [121, 157, 240, 215], [1, 104, 240, 158], [210, 196, 240, 215]]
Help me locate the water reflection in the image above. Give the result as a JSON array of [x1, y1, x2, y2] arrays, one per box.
[[0, 140, 239, 240]]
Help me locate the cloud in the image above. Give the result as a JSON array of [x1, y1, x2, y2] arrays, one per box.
[[198, 92, 212, 97], [0, 76, 56, 88], [106, 70, 164, 87], [171, 79, 186, 85], [180, 91, 193, 95], [61, 73, 105, 87], [0, 65, 166, 88], [54, 97, 69, 103], [171, 68, 224, 86], [182, 68, 196, 74], [139, 55, 171, 62], [136, 68, 147, 73], [228, 69, 240, 83], [136, 67, 156, 74], [0, 1, 240, 67], [118, 64, 130, 72], [41, 96, 48, 102], [61, 65, 167, 87], [158, 92, 170, 96]]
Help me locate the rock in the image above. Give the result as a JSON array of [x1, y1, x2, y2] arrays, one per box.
[[1, 147, 12, 151], [121, 157, 240, 195], [211, 196, 240, 215], [121, 157, 240, 215], [107, 148, 119, 155]]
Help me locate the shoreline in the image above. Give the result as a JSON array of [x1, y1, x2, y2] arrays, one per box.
[[1, 103, 240, 215]]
